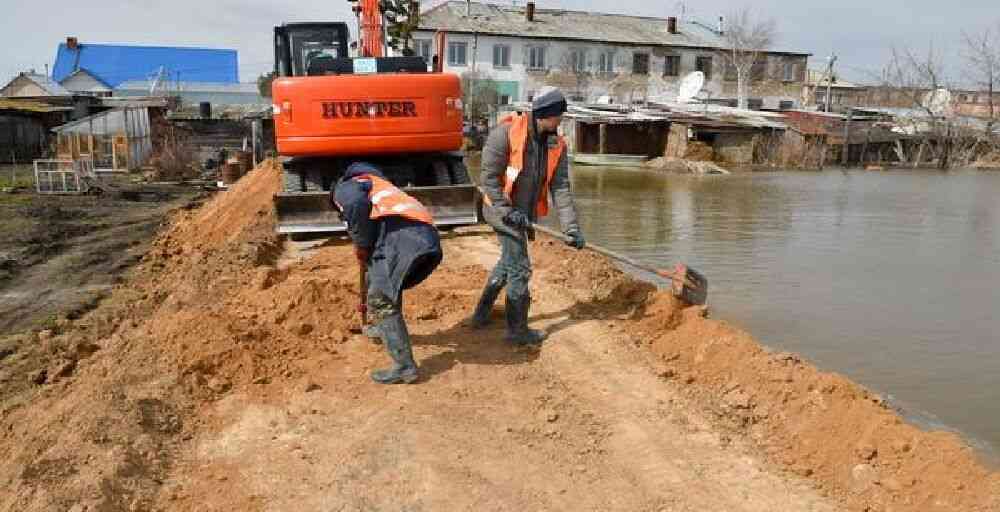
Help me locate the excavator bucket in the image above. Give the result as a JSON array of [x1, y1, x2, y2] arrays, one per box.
[[274, 184, 479, 235]]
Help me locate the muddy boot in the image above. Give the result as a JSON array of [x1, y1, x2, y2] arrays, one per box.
[[504, 295, 546, 346], [468, 277, 505, 329], [362, 323, 383, 344], [370, 314, 419, 384]]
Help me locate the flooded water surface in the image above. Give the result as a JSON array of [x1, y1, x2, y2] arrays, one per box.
[[551, 166, 1000, 457]]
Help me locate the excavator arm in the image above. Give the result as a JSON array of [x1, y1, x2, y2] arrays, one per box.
[[355, 0, 386, 58]]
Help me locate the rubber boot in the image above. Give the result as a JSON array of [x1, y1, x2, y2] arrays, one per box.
[[370, 314, 419, 384], [504, 295, 546, 346], [469, 277, 505, 329], [362, 323, 383, 344]]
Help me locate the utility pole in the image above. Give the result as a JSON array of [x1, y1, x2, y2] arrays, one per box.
[[824, 54, 837, 113], [841, 108, 853, 166]]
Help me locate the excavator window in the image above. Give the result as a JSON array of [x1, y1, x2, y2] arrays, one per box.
[[274, 23, 350, 77]]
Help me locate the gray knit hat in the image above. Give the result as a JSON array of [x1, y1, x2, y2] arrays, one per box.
[[532, 86, 568, 119]]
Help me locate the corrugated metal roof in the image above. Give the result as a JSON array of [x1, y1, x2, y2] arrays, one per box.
[[0, 98, 73, 113], [53, 43, 239, 88], [420, 1, 808, 55], [115, 80, 259, 94]]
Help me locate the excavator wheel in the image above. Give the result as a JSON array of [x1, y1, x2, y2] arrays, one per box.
[[282, 168, 304, 193], [282, 167, 326, 193], [449, 158, 471, 185], [432, 161, 452, 186]]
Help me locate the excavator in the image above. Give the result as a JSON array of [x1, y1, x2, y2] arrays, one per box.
[[271, 0, 478, 234]]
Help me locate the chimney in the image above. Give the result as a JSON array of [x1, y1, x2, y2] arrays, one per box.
[[526, 2, 535, 22], [718, 16, 725, 35], [66, 37, 79, 50], [667, 16, 678, 34]]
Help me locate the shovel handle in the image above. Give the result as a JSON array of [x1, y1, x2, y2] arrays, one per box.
[[359, 265, 368, 327], [531, 223, 694, 287]]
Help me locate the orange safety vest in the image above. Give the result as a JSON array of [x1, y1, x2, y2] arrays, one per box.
[[356, 175, 434, 225], [486, 113, 566, 218]]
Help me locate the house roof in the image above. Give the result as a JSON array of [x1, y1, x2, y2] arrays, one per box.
[[806, 69, 863, 89], [60, 68, 113, 91], [115, 80, 260, 94], [419, 1, 808, 55], [0, 98, 74, 113], [0, 73, 72, 97], [52, 42, 239, 88]]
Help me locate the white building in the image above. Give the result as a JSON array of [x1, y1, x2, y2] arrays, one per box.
[[414, 1, 809, 110]]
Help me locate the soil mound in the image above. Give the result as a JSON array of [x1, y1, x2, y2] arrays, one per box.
[[0, 163, 354, 511], [633, 295, 1000, 511]]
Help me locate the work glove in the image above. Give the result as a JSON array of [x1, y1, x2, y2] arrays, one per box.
[[354, 246, 371, 265], [565, 229, 586, 250], [503, 209, 531, 230]]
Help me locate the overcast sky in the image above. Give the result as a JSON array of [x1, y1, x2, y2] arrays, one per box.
[[2, 0, 998, 86]]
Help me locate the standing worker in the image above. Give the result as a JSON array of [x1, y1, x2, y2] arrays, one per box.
[[470, 86, 586, 345], [333, 162, 443, 384]]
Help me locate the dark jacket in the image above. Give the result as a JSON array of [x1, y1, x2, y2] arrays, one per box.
[[480, 114, 580, 238], [334, 165, 443, 302]]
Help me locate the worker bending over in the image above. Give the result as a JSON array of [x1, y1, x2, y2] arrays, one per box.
[[471, 86, 586, 345], [333, 162, 443, 384]]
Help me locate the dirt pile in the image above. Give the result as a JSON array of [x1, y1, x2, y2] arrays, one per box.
[[625, 292, 1000, 511], [645, 157, 731, 175], [1, 162, 345, 510], [531, 235, 1000, 510]]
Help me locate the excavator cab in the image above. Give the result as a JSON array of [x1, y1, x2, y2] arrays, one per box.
[[270, 21, 477, 235], [274, 23, 350, 78]]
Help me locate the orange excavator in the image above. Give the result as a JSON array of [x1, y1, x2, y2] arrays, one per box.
[[271, 0, 477, 234]]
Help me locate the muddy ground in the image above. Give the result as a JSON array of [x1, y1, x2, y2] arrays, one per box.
[[0, 181, 202, 334], [0, 163, 997, 511]]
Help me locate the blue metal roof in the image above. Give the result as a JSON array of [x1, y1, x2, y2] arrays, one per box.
[[53, 43, 238, 88]]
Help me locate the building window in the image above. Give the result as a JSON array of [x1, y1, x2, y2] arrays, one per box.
[[528, 46, 547, 70], [499, 94, 511, 105], [493, 45, 511, 68], [779, 100, 795, 110], [598, 51, 615, 73], [570, 49, 587, 73], [783, 61, 797, 82], [415, 39, 432, 60], [448, 42, 468, 67], [633, 53, 650, 75], [663, 55, 680, 77], [696, 56, 712, 79]]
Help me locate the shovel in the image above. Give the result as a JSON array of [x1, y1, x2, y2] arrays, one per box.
[[532, 224, 709, 306], [351, 264, 368, 335]]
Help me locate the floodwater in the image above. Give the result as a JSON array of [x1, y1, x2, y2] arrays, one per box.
[[548, 166, 1000, 459]]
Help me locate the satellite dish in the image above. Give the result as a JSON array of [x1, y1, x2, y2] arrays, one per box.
[[922, 88, 952, 116], [677, 71, 705, 103]]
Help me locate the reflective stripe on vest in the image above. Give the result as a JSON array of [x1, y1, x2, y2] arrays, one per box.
[[484, 113, 566, 218], [357, 175, 434, 225]]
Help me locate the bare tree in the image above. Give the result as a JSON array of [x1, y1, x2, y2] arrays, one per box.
[[546, 49, 592, 101], [461, 71, 499, 124], [719, 8, 777, 110], [882, 44, 958, 168], [962, 24, 1000, 133]]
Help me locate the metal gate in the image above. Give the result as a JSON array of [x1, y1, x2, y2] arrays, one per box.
[[33, 157, 94, 194]]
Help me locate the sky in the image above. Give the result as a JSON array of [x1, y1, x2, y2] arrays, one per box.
[[1, 0, 998, 86]]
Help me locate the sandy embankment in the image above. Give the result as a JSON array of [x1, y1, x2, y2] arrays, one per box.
[[0, 162, 996, 511]]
